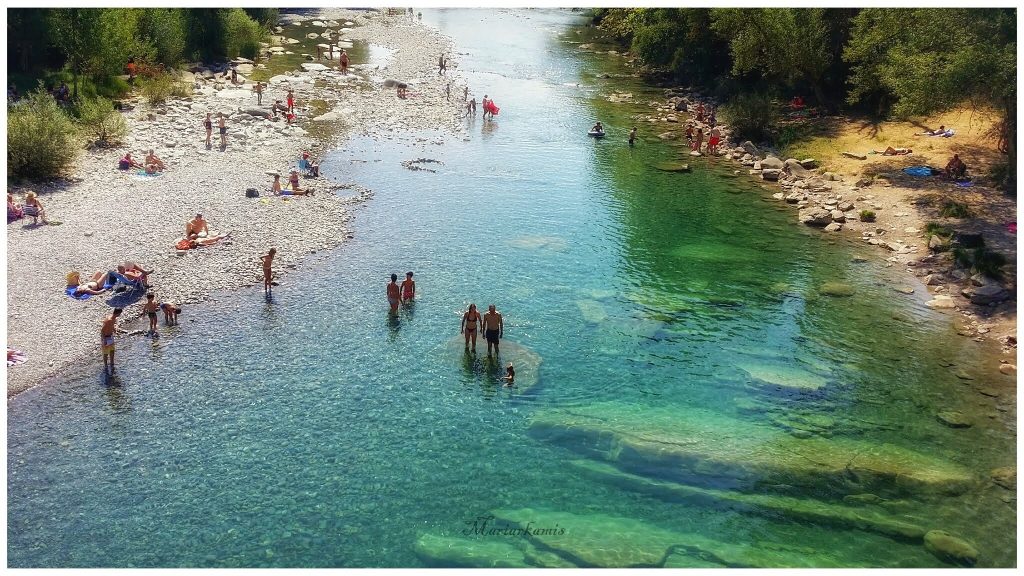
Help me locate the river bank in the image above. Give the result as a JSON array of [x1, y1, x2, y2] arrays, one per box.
[[572, 38, 1017, 379], [6, 8, 464, 396]]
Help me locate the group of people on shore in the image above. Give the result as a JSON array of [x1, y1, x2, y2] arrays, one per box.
[[7, 191, 48, 225], [119, 149, 166, 174]]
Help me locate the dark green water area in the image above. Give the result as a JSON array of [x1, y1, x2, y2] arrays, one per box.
[[7, 8, 1015, 568]]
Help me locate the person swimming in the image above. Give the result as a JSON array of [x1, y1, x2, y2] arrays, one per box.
[[502, 362, 515, 386]]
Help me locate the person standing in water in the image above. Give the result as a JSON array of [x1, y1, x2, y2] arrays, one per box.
[[482, 304, 504, 357], [387, 274, 401, 313], [400, 271, 415, 303], [260, 248, 276, 293], [340, 49, 350, 75], [461, 303, 482, 353], [628, 126, 637, 146], [101, 308, 123, 374], [143, 293, 160, 336]]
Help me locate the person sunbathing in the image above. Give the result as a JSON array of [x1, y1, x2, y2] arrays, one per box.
[[70, 271, 111, 296], [118, 261, 153, 287], [876, 146, 912, 156], [144, 149, 166, 172]]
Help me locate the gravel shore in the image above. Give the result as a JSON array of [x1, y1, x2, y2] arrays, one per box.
[[7, 9, 465, 396]]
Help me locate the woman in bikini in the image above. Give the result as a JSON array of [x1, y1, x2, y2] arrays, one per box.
[[71, 271, 110, 296], [461, 303, 482, 353], [204, 113, 213, 148]]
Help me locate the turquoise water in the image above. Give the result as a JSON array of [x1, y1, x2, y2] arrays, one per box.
[[7, 9, 1016, 568]]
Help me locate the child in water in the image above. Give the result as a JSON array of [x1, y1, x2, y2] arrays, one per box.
[[260, 248, 277, 293], [160, 302, 181, 326], [502, 362, 515, 386], [143, 292, 160, 336]]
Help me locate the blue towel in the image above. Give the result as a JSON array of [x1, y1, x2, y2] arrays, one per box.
[[956, 180, 974, 187], [903, 166, 935, 178], [136, 170, 163, 177]]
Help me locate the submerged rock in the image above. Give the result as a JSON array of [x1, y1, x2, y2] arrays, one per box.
[[414, 533, 530, 567], [572, 459, 927, 542], [990, 466, 1016, 490], [819, 282, 855, 297], [738, 363, 828, 392], [505, 235, 568, 252], [529, 403, 975, 498], [576, 299, 608, 324], [935, 411, 972, 428], [445, 334, 542, 391], [492, 507, 853, 568], [923, 530, 979, 567]]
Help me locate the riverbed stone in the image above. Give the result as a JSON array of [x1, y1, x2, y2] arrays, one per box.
[[798, 208, 832, 226], [761, 155, 784, 170], [739, 362, 828, 391], [784, 158, 811, 178], [990, 466, 1016, 490], [923, 530, 979, 567], [414, 533, 530, 567], [761, 168, 781, 181], [446, 335, 542, 391], [529, 403, 975, 497], [573, 459, 927, 542], [823, 222, 843, 232], [925, 295, 956, 309], [740, 140, 759, 156], [935, 411, 972, 428]]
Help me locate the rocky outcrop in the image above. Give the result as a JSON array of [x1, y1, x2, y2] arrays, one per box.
[[528, 403, 976, 498], [967, 284, 1010, 305]]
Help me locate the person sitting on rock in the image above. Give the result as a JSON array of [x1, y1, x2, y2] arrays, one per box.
[[7, 193, 23, 222], [944, 154, 967, 179], [272, 100, 289, 118], [285, 169, 314, 195]]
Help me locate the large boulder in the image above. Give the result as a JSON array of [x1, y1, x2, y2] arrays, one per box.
[[923, 530, 979, 567], [301, 62, 330, 72], [799, 207, 833, 227], [740, 140, 760, 156], [761, 169, 782, 181], [990, 466, 1016, 490], [784, 158, 812, 178], [969, 284, 1010, 305], [760, 155, 784, 170]]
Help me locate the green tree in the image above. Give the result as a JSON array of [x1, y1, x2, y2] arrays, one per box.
[[710, 8, 839, 109], [47, 8, 144, 95], [8, 9, 53, 73], [845, 8, 1016, 186], [138, 8, 187, 67], [8, 88, 81, 178]]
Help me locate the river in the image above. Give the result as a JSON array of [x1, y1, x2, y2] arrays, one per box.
[[7, 8, 1015, 568]]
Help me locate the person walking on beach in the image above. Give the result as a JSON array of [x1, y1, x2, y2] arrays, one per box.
[[252, 81, 264, 105], [629, 126, 637, 146], [339, 49, 349, 75], [218, 113, 227, 149], [692, 127, 704, 152], [400, 271, 415, 303], [203, 112, 213, 148], [482, 304, 504, 357], [101, 308, 123, 374], [438, 53, 446, 75], [260, 247, 277, 293], [143, 292, 160, 336], [445, 82, 451, 102], [387, 274, 401, 313], [461, 303, 482, 353]]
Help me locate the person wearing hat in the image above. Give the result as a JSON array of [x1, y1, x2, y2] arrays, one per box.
[[300, 151, 320, 177], [22, 191, 48, 225]]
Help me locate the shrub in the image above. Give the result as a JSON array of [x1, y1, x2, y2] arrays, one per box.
[[141, 73, 176, 105], [973, 247, 1007, 278], [924, 222, 954, 238], [939, 201, 972, 218], [721, 93, 776, 142], [859, 210, 876, 222], [8, 88, 81, 178], [75, 96, 127, 146]]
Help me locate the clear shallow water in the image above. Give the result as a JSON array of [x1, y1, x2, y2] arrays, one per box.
[[8, 9, 1016, 568]]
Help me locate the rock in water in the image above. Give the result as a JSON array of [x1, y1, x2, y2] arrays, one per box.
[[925, 295, 956, 309], [990, 466, 1016, 490], [819, 282, 855, 297], [935, 411, 972, 428], [799, 208, 832, 227], [414, 534, 530, 568], [923, 530, 979, 567]]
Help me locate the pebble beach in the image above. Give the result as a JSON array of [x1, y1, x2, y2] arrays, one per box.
[[7, 9, 465, 395]]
